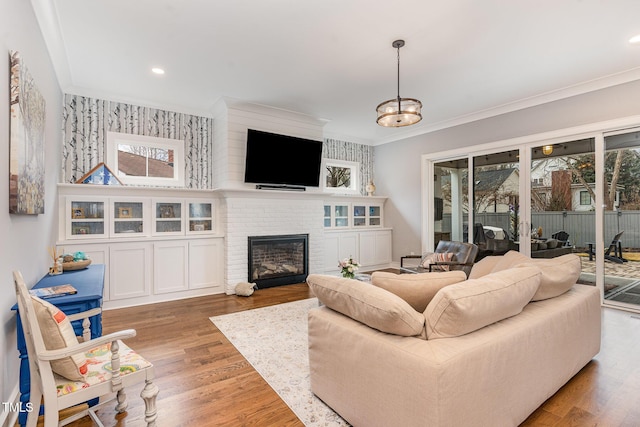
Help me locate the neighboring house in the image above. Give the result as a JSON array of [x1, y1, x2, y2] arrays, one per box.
[[117, 151, 174, 178]]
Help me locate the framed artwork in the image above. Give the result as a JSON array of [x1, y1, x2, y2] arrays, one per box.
[[9, 50, 46, 214], [118, 207, 133, 218], [76, 162, 123, 185], [159, 205, 175, 218], [322, 159, 359, 194], [72, 207, 85, 219], [73, 226, 90, 235]]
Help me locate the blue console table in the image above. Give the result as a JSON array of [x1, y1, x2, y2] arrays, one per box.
[[11, 264, 105, 427]]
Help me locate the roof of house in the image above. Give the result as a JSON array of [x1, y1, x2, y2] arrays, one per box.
[[118, 151, 174, 178]]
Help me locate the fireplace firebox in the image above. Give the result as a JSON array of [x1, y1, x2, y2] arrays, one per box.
[[248, 234, 309, 288]]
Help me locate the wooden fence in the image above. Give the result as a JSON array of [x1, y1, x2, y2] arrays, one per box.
[[443, 211, 640, 250]]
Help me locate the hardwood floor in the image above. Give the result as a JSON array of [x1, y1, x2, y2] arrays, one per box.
[[55, 284, 640, 426]]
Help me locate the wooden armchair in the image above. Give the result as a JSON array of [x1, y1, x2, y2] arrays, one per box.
[[13, 271, 158, 427]]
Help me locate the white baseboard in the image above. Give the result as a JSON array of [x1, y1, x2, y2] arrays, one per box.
[[1, 383, 20, 427]]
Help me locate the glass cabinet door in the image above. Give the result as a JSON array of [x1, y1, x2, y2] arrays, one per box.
[[153, 200, 183, 235], [369, 206, 381, 226], [324, 205, 332, 228], [68, 199, 106, 238], [112, 201, 146, 237], [187, 201, 213, 234], [353, 205, 366, 227], [334, 205, 349, 228]]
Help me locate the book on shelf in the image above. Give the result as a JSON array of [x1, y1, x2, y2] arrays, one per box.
[[29, 284, 78, 299]]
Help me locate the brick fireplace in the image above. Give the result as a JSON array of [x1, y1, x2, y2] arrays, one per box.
[[248, 234, 308, 288]]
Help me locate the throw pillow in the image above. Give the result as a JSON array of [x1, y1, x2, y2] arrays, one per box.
[[420, 252, 455, 271], [545, 238, 559, 249], [306, 274, 425, 337], [490, 250, 530, 273], [31, 296, 88, 381], [371, 271, 467, 312], [424, 266, 541, 340], [468, 255, 502, 279], [513, 254, 581, 301]]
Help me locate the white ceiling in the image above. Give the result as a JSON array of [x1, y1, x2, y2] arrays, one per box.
[[32, 0, 640, 145]]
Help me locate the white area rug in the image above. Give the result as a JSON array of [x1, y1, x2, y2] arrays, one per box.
[[210, 298, 349, 427]]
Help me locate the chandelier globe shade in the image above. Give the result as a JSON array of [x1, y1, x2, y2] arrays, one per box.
[[376, 39, 422, 127]]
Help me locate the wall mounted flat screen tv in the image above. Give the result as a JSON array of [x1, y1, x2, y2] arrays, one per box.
[[244, 129, 323, 188]]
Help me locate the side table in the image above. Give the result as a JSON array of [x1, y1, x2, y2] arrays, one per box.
[[11, 264, 105, 427]]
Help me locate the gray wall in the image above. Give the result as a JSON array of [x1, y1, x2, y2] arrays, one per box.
[[375, 80, 640, 261], [1, 1, 63, 413]]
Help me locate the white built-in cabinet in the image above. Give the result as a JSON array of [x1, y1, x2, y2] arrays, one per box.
[[323, 197, 390, 273], [324, 229, 392, 272], [58, 185, 225, 309]]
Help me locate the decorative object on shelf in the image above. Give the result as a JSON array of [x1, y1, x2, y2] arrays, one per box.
[[339, 256, 360, 279], [376, 40, 422, 128], [235, 282, 258, 297], [118, 207, 133, 218], [9, 50, 46, 215], [62, 251, 91, 271], [48, 246, 63, 275], [71, 207, 85, 219], [159, 205, 175, 218], [366, 180, 376, 196], [76, 162, 122, 185], [542, 145, 554, 155]]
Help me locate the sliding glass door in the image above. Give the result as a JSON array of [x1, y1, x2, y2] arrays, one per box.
[[433, 158, 468, 247], [472, 149, 520, 258], [602, 129, 640, 311]]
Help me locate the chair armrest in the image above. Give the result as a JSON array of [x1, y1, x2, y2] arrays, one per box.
[[66, 307, 102, 322], [66, 307, 103, 342], [400, 255, 422, 268], [37, 329, 137, 361], [428, 261, 473, 272]]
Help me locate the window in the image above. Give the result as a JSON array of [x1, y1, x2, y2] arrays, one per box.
[[322, 159, 359, 194], [580, 190, 591, 205], [106, 132, 184, 187]]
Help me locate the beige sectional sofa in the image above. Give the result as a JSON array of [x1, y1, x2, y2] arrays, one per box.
[[307, 252, 601, 427]]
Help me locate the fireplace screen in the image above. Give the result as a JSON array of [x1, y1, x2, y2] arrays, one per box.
[[248, 234, 309, 288]]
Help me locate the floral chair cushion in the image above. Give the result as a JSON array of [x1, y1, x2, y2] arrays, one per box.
[[55, 341, 152, 396]]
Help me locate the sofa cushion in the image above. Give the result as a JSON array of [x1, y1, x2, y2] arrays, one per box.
[[31, 296, 89, 381], [545, 238, 559, 249], [307, 274, 425, 337], [514, 254, 581, 300], [420, 252, 455, 271], [371, 271, 467, 312], [491, 250, 530, 272], [424, 266, 541, 339], [468, 255, 502, 279]]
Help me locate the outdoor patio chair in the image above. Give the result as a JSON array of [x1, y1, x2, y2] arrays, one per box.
[[551, 230, 571, 247], [587, 230, 627, 264]]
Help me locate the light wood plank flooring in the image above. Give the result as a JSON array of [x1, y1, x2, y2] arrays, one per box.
[[50, 284, 640, 426]]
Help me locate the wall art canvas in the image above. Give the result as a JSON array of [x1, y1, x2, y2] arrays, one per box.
[[9, 50, 46, 214]]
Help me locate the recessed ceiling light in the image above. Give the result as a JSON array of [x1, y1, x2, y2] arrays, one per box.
[[629, 34, 640, 44], [151, 67, 165, 75]]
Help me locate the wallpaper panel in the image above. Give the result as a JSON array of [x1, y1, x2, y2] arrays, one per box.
[[323, 138, 374, 195], [62, 94, 213, 188]]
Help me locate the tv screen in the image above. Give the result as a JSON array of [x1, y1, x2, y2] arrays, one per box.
[[244, 129, 323, 188]]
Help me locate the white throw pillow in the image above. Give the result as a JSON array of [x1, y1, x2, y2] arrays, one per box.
[[424, 266, 541, 340]]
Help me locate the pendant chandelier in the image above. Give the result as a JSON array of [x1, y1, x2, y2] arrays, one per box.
[[376, 39, 422, 127]]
